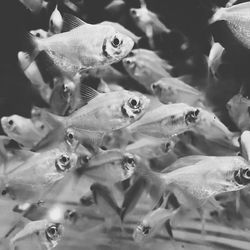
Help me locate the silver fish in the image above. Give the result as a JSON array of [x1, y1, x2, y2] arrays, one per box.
[[48, 5, 63, 36]]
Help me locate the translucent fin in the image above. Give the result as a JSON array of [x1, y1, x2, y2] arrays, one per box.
[[62, 13, 86, 32], [22, 32, 39, 60], [80, 82, 100, 104]]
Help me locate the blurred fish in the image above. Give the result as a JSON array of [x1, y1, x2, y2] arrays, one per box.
[[49, 77, 76, 116], [104, 0, 125, 15], [35, 86, 150, 151], [227, 92, 250, 131], [100, 21, 141, 44], [1, 115, 48, 149], [89, 183, 121, 229], [129, 0, 170, 48], [0, 148, 78, 202], [30, 29, 48, 39], [18, 51, 52, 103], [48, 5, 63, 36], [79, 150, 136, 185], [123, 49, 172, 93], [133, 194, 179, 243], [151, 77, 206, 107], [209, 2, 250, 50], [9, 220, 63, 250], [239, 130, 250, 161], [127, 103, 201, 140], [208, 42, 226, 80], [19, 0, 45, 13], [126, 137, 176, 159], [24, 13, 134, 77]]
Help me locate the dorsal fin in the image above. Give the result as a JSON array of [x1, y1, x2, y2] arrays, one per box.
[[80, 82, 100, 104], [62, 13, 86, 32]]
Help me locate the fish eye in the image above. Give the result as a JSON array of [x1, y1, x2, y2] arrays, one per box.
[[185, 109, 200, 124], [8, 119, 14, 126], [50, 20, 54, 27], [65, 129, 75, 143], [36, 32, 41, 38], [128, 97, 141, 109], [45, 224, 61, 242], [130, 8, 137, 16], [55, 154, 71, 172], [111, 36, 122, 48], [162, 142, 171, 152], [234, 168, 250, 185], [80, 155, 90, 165], [243, 169, 250, 179], [139, 225, 151, 235], [64, 209, 78, 222], [123, 153, 136, 169]]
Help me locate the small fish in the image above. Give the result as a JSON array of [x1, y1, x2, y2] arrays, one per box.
[[239, 131, 250, 161], [127, 103, 201, 140], [151, 77, 205, 106], [227, 93, 250, 131], [1, 115, 48, 149], [49, 77, 76, 116], [0, 148, 78, 202], [129, 0, 170, 48], [209, 2, 250, 50], [30, 29, 48, 39], [19, 0, 45, 13], [24, 13, 134, 78], [123, 49, 172, 93], [79, 150, 136, 185], [35, 86, 149, 151], [126, 137, 175, 159], [48, 5, 63, 36], [9, 220, 63, 250], [104, 0, 125, 15], [89, 183, 121, 229], [133, 194, 179, 243], [18, 51, 52, 103]]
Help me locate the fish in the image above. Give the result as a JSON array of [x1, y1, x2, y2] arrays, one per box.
[[78, 150, 137, 185], [104, 0, 125, 15], [49, 77, 76, 116], [1, 115, 48, 149], [125, 137, 176, 159], [127, 103, 201, 140], [239, 130, 250, 161], [122, 49, 172, 93], [9, 220, 63, 250], [209, 2, 250, 50], [0, 147, 78, 202], [89, 183, 121, 229], [18, 51, 52, 103], [129, 0, 170, 48], [24, 13, 134, 78], [48, 5, 63, 36], [227, 93, 250, 131], [133, 194, 179, 243], [151, 77, 205, 107], [34, 85, 150, 152], [19, 0, 45, 13]]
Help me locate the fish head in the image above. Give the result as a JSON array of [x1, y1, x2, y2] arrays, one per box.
[[151, 79, 175, 103], [122, 55, 138, 76], [49, 5, 63, 35], [233, 164, 250, 186], [227, 93, 250, 130], [44, 223, 64, 248], [130, 7, 150, 26], [30, 29, 48, 39], [55, 152, 77, 172], [104, 29, 134, 62], [121, 91, 150, 121], [133, 221, 153, 243], [121, 153, 137, 180]]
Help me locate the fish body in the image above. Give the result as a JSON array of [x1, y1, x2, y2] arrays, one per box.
[[1, 115, 48, 149], [210, 2, 250, 50], [123, 49, 172, 93], [151, 77, 204, 106], [227, 93, 250, 131], [127, 103, 201, 139], [1, 148, 77, 201], [27, 14, 134, 77], [81, 150, 136, 185], [239, 131, 250, 161]]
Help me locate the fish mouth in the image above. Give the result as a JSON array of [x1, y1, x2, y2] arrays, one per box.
[[1, 117, 18, 135]]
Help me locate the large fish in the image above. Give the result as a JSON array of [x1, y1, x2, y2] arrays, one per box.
[[25, 14, 134, 78]]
